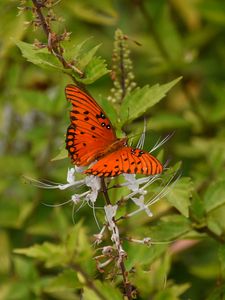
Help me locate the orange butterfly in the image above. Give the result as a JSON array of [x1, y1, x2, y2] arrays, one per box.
[[65, 84, 163, 177]]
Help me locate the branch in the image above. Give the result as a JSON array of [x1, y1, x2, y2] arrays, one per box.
[[31, 0, 83, 76], [101, 178, 134, 300]]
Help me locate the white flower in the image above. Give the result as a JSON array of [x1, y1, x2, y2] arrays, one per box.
[[25, 169, 101, 207], [71, 194, 82, 204], [123, 173, 152, 193], [104, 205, 123, 252], [131, 195, 153, 217], [67, 167, 75, 183], [85, 175, 101, 203]]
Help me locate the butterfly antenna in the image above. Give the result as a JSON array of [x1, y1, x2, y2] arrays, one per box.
[[150, 131, 175, 153]]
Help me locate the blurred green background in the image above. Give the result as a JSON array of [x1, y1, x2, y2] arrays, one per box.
[[1, 0, 225, 299]]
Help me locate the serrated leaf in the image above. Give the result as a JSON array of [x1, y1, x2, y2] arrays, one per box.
[[65, 37, 93, 60], [75, 56, 109, 84], [119, 77, 182, 126], [204, 179, 225, 212], [16, 41, 64, 71], [77, 44, 101, 70], [166, 177, 193, 217]]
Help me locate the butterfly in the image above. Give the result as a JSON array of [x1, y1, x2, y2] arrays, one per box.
[[65, 84, 163, 177]]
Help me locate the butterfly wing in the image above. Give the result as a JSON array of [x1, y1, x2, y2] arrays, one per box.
[[85, 146, 163, 177], [65, 85, 117, 166]]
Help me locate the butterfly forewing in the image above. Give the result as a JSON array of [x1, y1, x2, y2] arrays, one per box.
[[85, 147, 163, 177], [65, 85, 117, 166]]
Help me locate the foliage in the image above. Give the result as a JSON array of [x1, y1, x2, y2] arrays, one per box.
[[1, 0, 225, 299]]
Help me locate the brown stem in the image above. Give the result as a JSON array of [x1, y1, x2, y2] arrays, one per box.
[[101, 177, 133, 299], [31, 0, 83, 76], [32, 0, 49, 37], [120, 260, 133, 299], [101, 178, 111, 205]]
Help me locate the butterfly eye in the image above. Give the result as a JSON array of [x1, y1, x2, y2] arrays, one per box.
[[106, 125, 111, 129]]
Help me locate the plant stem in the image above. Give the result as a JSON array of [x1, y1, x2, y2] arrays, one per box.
[[101, 178, 111, 205], [101, 178, 133, 300], [31, 0, 83, 75]]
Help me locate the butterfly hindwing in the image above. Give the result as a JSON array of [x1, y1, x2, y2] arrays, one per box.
[[85, 147, 163, 177], [65, 85, 117, 166]]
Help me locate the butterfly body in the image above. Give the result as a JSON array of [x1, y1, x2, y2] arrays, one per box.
[[65, 84, 163, 177]]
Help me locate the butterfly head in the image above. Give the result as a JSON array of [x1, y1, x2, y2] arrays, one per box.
[[108, 137, 128, 152]]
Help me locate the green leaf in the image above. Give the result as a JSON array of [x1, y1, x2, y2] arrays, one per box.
[[16, 41, 64, 71], [154, 283, 190, 300], [44, 269, 82, 292], [119, 77, 182, 126], [0, 12, 25, 60], [83, 281, 123, 300], [204, 179, 225, 212], [51, 148, 68, 161], [125, 244, 167, 270], [206, 205, 225, 236], [14, 222, 94, 269], [148, 215, 191, 242], [199, 2, 225, 25], [166, 177, 193, 217], [14, 242, 66, 268], [66, 223, 93, 262], [218, 245, 225, 280], [206, 284, 225, 300], [77, 44, 101, 70], [190, 192, 205, 223], [75, 56, 110, 84]]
